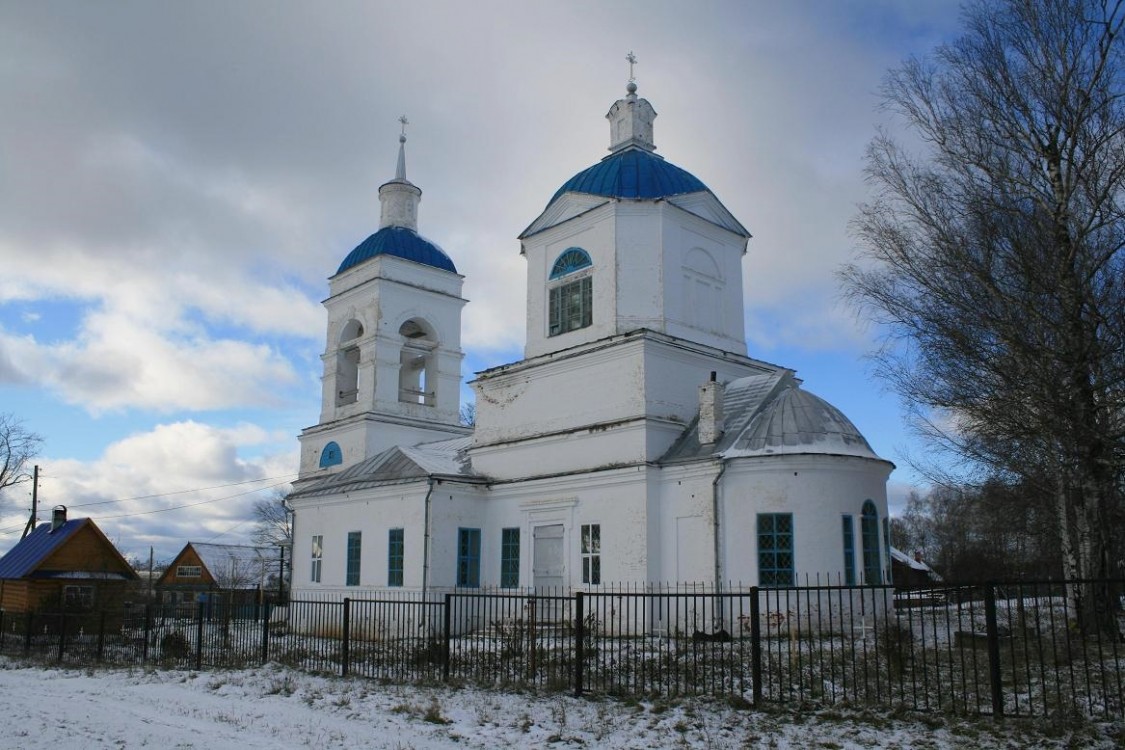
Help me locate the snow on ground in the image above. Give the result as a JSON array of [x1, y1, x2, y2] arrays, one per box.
[[0, 658, 1120, 749]]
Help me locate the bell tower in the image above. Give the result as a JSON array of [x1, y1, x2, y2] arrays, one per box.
[[296, 119, 469, 481]]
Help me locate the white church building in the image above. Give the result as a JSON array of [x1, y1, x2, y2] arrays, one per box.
[[287, 77, 894, 600]]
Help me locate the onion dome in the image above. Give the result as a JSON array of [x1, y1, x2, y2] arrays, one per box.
[[552, 148, 710, 202], [337, 226, 456, 274]]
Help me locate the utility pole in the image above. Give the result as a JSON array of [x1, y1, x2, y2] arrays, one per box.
[[20, 465, 39, 540]]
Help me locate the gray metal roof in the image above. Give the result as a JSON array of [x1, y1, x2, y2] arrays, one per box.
[[190, 543, 274, 574], [661, 373, 882, 463], [289, 436, 475, 500]]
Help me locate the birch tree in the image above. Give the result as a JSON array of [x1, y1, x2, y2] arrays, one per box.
[[843, 0, 1125, 632]]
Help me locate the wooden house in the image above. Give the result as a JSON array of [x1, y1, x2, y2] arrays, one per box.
[[156, 542, 277, 610], [0, 506, 138, 615]]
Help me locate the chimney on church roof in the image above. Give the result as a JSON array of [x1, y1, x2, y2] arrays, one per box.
[[698, 372, 724, 445]]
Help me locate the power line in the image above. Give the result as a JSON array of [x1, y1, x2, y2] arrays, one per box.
[[91, 479, 294, 521], [65, 474, 298, 509], [0, 477, 295, 536]]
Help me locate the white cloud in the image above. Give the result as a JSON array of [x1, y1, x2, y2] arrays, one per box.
[[0, 310, 301, 413]]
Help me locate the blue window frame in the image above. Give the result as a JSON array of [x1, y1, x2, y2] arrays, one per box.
[[861, 501, 881, 584], [549, 276, 592, 336], [883, 516, 893, 585], [387, 528, 404, 587], [842, 515, 855, 586], [500, 528, 520, 588], [346, 531, 362, 586], [548, 248, 593, 337], [457, 528, 481, 588], [757, 513, 794, 587], [549, 247, 592, 279], [319, 441, 342, 468]]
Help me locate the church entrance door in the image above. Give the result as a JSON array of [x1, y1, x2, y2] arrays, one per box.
[[532, 524, 564, 591]]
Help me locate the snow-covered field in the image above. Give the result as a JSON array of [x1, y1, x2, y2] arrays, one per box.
[[0, 658, 1120, 749]]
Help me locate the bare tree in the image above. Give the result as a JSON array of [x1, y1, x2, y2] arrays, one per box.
[[250, 490, 292, 548], [843, 0, 1125, 631], [459, 401, 476, 428], [0, 413, 42, 511]]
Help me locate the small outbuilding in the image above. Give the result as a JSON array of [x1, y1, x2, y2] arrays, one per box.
[[891, 546, 943, 589], [0, 506, 138, 615]]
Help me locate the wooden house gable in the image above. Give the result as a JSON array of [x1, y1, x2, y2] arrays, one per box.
[[158, 544, 217, 587], [37, 522, 136, 579]]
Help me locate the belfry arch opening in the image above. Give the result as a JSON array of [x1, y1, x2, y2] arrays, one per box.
[[398, 318, 437, 406], [335, 319, 364, 406]]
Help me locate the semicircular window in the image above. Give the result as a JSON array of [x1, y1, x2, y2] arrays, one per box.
[[549, 247, 592, 279], [319, 441, 343, 469]]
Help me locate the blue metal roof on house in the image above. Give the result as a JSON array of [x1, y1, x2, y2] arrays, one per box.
[[336, 226, 457, 275], [551, 147, 710, 203], [0, 519, 84, 579]]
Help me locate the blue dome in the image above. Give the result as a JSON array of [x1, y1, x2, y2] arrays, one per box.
[[336, 226, 457, 275], [551, 147, 710, 203]]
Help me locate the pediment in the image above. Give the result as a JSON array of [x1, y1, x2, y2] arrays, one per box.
[[666, 193, 750, 238], [520, 194, 612, 240]]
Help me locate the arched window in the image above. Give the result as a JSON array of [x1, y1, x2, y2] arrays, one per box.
[[547, 248, 593, 336], [398, 318, 436, 406], [336, 320, 364, 406], [319, 441, 343, 468], [861, 500, 882, 585], [549, 247, 592, 279]]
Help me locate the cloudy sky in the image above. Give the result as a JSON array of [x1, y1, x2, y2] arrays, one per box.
[[0, 0, 962, 561]]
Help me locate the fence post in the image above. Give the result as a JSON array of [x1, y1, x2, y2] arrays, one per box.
[[341, 598, 351, 678], [983, 582, 1004, 717], [260, 602, 271, 665], [96, 611, 106, 662], [142, 604, 151, 663], [0, 609, 4, 651], [750, 586, 762, 707], [24, 612, 33, 656], [195, 600, 205, 671], [442, 594, 452, 682], [57, 612, 67, 662], [574, 592, 585, 697]]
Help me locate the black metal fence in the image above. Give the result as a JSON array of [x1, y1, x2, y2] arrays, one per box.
[[1, 580, 1121, 719]]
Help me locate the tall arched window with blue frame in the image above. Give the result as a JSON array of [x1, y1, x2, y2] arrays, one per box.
[[547, 247, 593, 336], [319, 441, 343, 469], [861, 500, 882, 584]]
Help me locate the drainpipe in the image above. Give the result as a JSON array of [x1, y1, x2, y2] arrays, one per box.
[[421, 477, 436, 602], [712, 457, 728, 596]]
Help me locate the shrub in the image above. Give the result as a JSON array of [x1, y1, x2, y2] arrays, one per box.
[[160, 630, 191, 660]]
